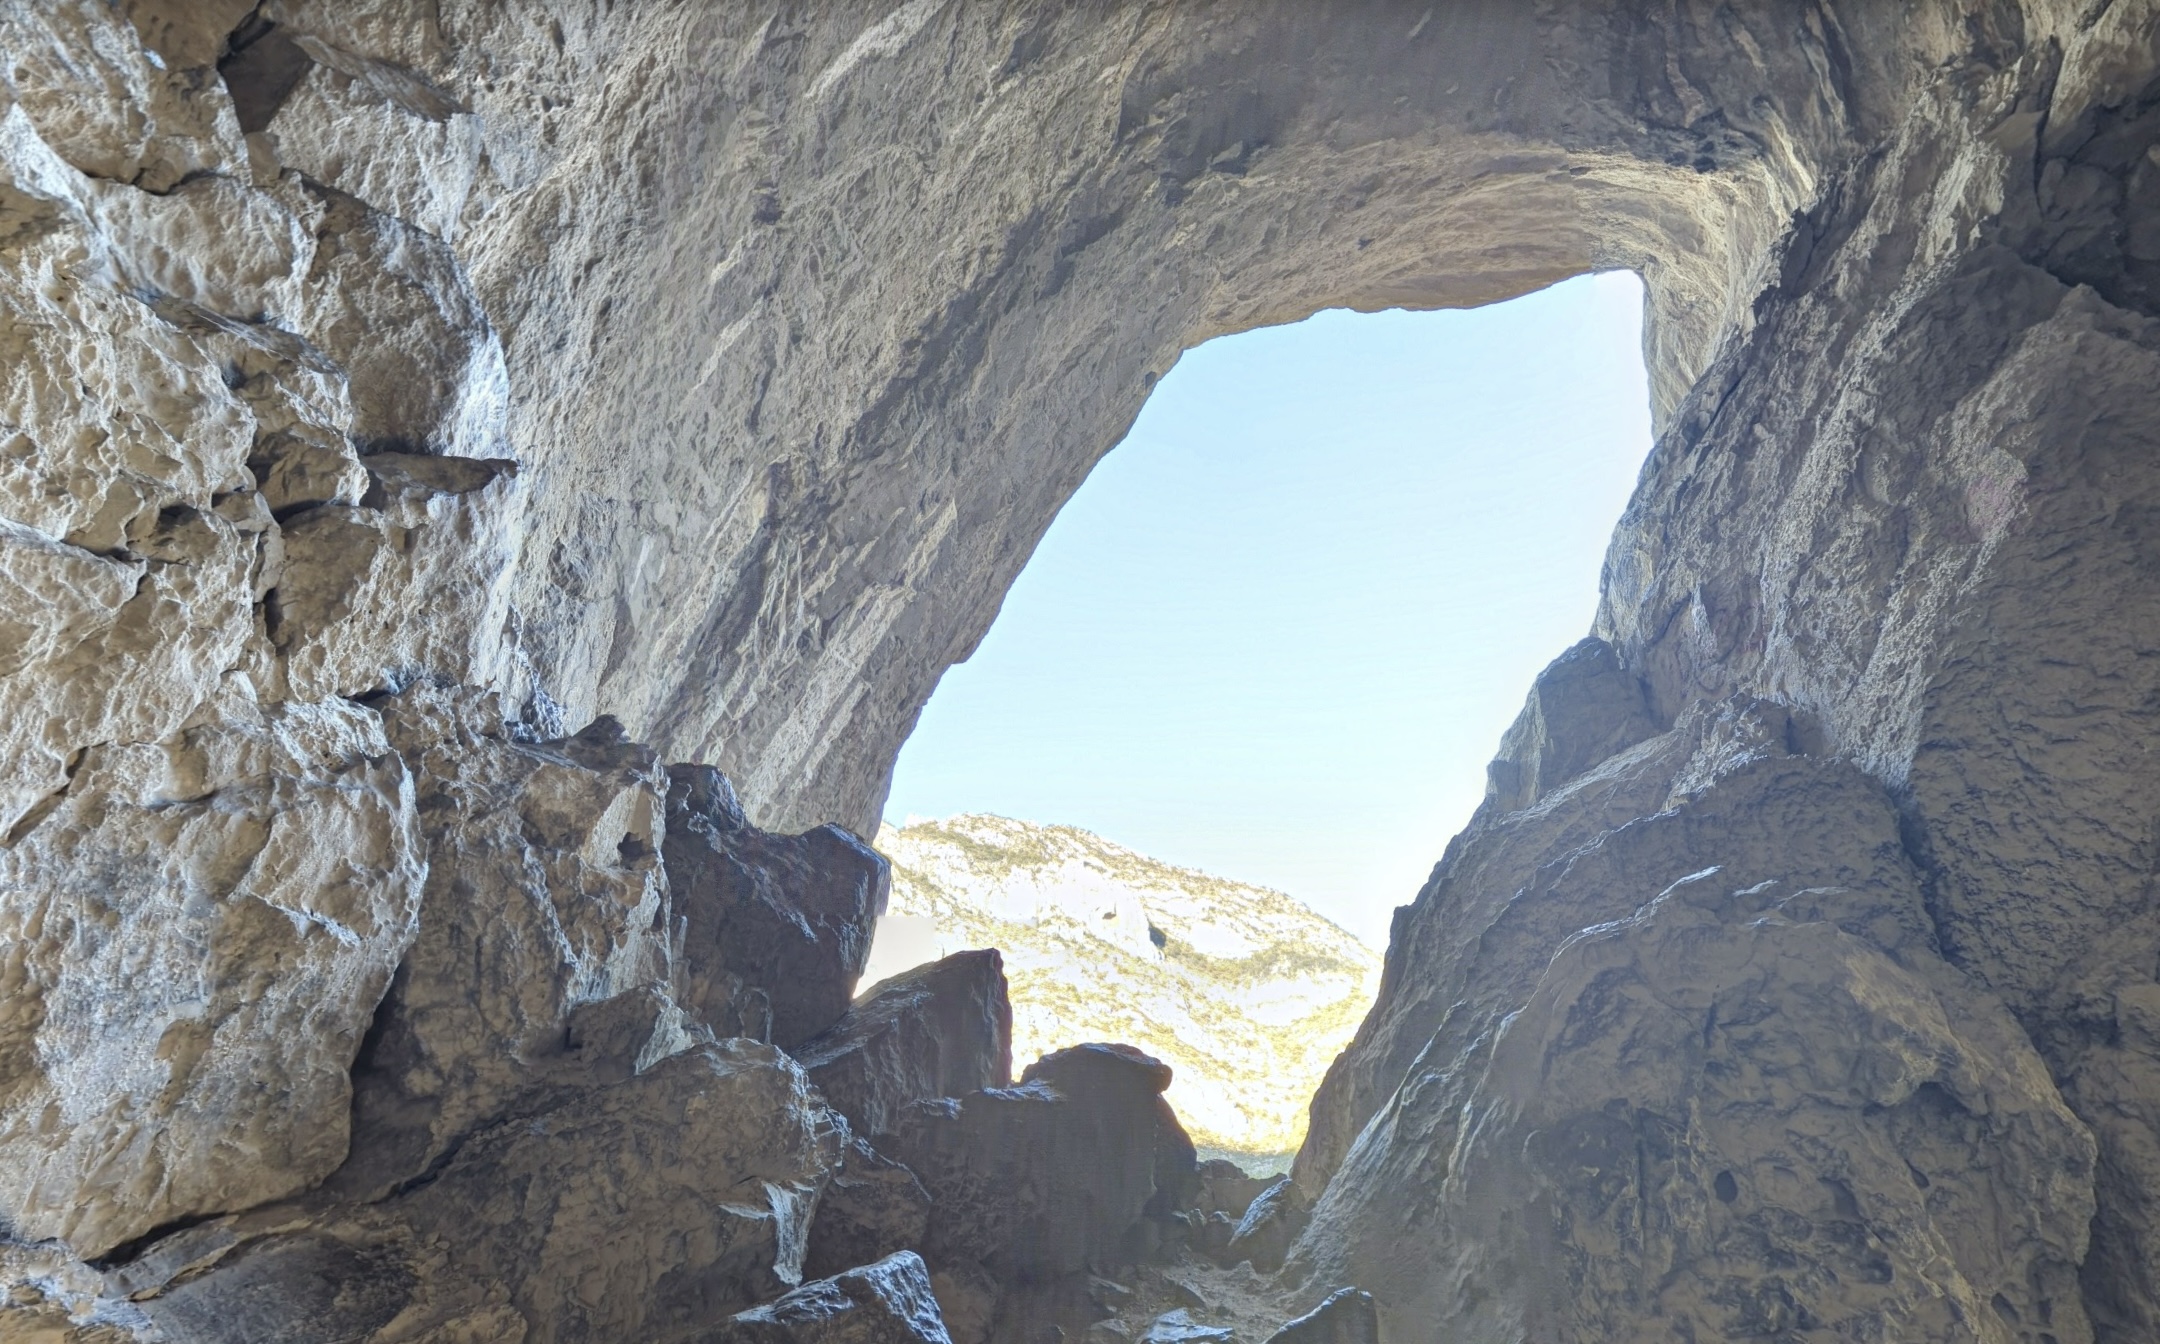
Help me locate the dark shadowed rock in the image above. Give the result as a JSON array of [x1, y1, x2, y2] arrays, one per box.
[[805, 1136, 935, 1284], [1264, 1290, 1377, 1344], [1480, 637, 1660, 816], [1223, 1178, 1308, 1275], [796, 949, 1014, 1140], [892, 1043, 1195, 1282], [666, 764, 891, 1049], [1192, 1159, 1272, 1221], [332, 684, 678, 1196], [126, 1041, 845, 1344], [698, 1251, 953, 1344]]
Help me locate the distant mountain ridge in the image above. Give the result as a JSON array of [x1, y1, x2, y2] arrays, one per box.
[[866, 814, 1383, 1159]]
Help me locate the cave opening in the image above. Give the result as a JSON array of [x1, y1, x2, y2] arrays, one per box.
[[860, 271, 1654, 1170]]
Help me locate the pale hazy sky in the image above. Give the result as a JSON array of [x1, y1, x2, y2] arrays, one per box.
[[882, 272, 1653, 947]]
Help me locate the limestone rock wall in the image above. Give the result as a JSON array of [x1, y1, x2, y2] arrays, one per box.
[[2, 2, 2159, 1342]]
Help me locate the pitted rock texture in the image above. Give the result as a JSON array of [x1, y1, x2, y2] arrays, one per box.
[[0, 689, 424, 1256], [114, 1040, 845, 1344], [892, 1043, 1196, 1286], [4, 3, 2160, 1343], [796, 949, 1014, 1142]]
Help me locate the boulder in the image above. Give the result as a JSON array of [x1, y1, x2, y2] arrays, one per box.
[[1264, 1290, 1378, 1344], [665, 765, 890, 1049], [1138, 1310, 1233, 1344], [699, 1250, 953, 1344], [1222, 1178, 1308, 1275], [795, 949, 1014, 1140], [334, 687, 676, 1192], [891, 1043, 1195, 1282], [0, 691, 425, 1257], [804, 1136, 934, 1284], [119, 1040, 845, 1344]]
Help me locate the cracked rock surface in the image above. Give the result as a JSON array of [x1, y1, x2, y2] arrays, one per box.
[[4, 3, 2160, 1343]]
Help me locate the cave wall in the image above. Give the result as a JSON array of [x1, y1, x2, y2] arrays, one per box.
[[4, 1, 2160, 1341]]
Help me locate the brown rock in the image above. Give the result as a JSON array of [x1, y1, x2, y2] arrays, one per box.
[[666, 764, 891, 1050], [795, 949, 1014, 1141]]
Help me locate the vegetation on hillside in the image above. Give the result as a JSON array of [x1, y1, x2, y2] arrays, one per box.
[[871, 815, 1383, 1159]]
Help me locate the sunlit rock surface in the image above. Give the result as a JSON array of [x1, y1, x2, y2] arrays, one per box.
[[3, 2, 2160, 1342]]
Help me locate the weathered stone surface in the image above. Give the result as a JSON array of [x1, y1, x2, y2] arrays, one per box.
[[273, 450, 521, 701], [1221, 1178, 1307, 1277], [666, 764, 890, 1050], [118, 1040, 844, 1344], [0, 689, 423, 1257], [699, 1250, 953, 1344], [1296, 717, 2099, 1340], [335, 684, 675, 1192], [1263, 1289, 1377, 1344], [892, 1043, 1195, 1284], [796, 949, 1013, 1141], [5, 2, 2160, 1342], [804, 1136, 934, 1286]]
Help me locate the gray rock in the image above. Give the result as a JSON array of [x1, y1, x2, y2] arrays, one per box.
[[334, 684, 678, 1193], [795, 949, 1014, 1141], [1480, 637, 1659, 816], [1138, 1309, 1234, 1344], [804, 1136, 934, 1285], [1297, 748, 2098, 1341], [666, 764, 891, 1049], [0, 692, 425, 1257], [6, 3, 2160, 1341], [699, 1251, 954, 1344], [1222, 1178, 1307, 1275], [1192, 1159, 1272, 1221], [123, 1040, 844, 1344], [1263, 1290, 1376, 1344], [892, 1043, 1195, 1282]]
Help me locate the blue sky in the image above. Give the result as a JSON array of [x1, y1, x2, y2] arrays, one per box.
[[883, 271, 1653, 947]]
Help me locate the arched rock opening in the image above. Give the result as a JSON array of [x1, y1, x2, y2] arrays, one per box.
[[4, 2, 2160, 1341]]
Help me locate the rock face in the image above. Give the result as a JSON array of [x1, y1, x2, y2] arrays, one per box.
[[667, 764, 892, 1050], [5, 3, 2160, 1343], [703, 1250, 954, 1344], [0, 690, 425, 1257], [892, 1043, 1197, 1286], [796, 950, 1014, 1141], [120, 1040, 845, 1344]]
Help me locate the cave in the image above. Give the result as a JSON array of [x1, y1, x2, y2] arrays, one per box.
[[3, 3, 2160, 1343]]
